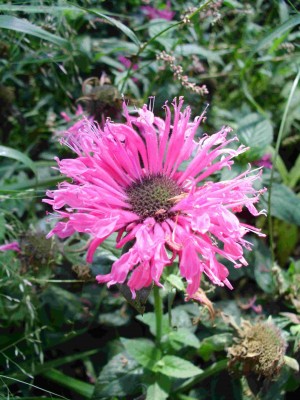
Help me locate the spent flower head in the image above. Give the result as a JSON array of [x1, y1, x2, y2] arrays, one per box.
[[44, 97, 266, 299], [228, 319, 287, 378]]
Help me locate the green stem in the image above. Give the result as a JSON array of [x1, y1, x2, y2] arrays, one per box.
[[29, 278, 93, 283], [168, 289, 176, 327], [174, 359, 228, 394], [267, 68, 300, 263], [153, 285, 163, 347]]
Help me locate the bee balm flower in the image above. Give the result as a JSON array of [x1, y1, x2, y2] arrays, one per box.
[[44, 98, 266, 299]]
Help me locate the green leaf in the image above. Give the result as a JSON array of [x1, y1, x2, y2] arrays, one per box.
[[0, 15, 71, 49], [237, 113, 273, 159], [121, 338, 161, 370], [262, 183, 300, 226], [284, 356, 299, 372], [276, 220, 298, 265], [0, 5, 80, 13], [198, 333, 232, 362], [8, 348, 102, 383], [271, 150, 289, 185], [259, 367, 290, 400], [154, 355, 203, 378], [167, 328, 200, 350], [176, 395, 200, 400], [288, 153, 300, 188], [248, 237, 276, 294], [92, 352, 143, 398], [146, 375, 170, 400], [42, 369, 93, 398], [166, 274, 185, 291], [253, 15, 300, 54], [223, 0, 243, 8], [0, 214, 5, 241], [98, 310, 130, 327], [85, 8, 140, 47], [148, 20, 175, 39], [40, 286, 84, 327], [0, 145, 38, 178], [175, 44, 223, 65], [136, 312, 170, 337]]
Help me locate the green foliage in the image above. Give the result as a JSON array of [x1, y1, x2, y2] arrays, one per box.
[[92, 352, 143, 398], [1, 0, 300, 398]]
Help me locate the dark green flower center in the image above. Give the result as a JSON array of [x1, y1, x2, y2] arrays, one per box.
[[126, 174, 182, 222]]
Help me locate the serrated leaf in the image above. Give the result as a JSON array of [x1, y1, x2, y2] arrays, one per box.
[[249, 237, 276, 293], [262, 183, 300, 226], [92, 352, 143, 398], [248, 237, 276, 294], [154, 355, 203, 378], [168, 328, 200, 349], [0, 15, 70, 49], [136, 312, 170, 337], [146, 375, 170, 400], [121, 338, 161, 370], [237, 113, 273, 158]]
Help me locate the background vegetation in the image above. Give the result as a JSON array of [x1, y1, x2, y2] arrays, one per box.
[[0, 0, 300, 399]]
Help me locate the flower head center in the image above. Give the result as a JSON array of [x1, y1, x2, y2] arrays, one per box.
[[126, 174, 182, 222]]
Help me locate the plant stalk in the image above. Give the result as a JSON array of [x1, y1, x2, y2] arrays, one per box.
[[153, 285, 163, 347]]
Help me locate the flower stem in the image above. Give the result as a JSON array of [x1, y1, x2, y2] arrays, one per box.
[[153, 285, 163, 346]]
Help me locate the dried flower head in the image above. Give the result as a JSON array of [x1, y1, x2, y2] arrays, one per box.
[[44, 98, 265, 299], [228, 320, 287, 378], [19, 230, 55, 276], [77, 76, 122, 125]]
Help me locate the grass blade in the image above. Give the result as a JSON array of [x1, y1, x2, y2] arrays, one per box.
[[0, 15, 71, 49], [253, 15, 300, 53], [42, 369, 93, 398], [0, 145, 38, 177], [73, 4, 140, 47]]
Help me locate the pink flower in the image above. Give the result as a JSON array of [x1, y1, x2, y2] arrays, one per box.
[[118, 56, 138, 71], [142, 1, 175, 20], [253, 154, 272, 169], [56, 105, 94, 139], [118, 56, 139, 83], [44, 98, 266, 299], [238, 295, 262, 314], [0, 241, 20, 252], [60, 105, 84, 123]]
